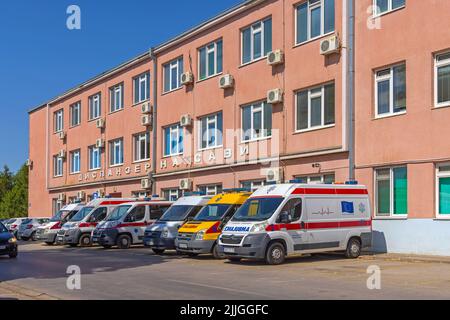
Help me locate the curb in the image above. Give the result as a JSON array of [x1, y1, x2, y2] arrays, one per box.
[[0, 282, 59, 300], [360, 252, 450, 265]]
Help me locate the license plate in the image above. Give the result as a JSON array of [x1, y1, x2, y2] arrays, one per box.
[[224, 247, 235, 253], [0, 246, 6, 250], [179, 243, 188, 249]]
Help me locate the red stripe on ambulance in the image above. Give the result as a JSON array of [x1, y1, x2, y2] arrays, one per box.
[[265, 220, 371, 232], [291, 188, 368, 195]]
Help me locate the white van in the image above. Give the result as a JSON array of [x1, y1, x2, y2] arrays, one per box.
[[218, 183, 372, 265], [92, 199, 173, 249]]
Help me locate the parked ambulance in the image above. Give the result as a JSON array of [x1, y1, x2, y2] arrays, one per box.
[[35, 203, 85, 245], [143, 193, 211, 254], [175, 189, 252, 258], [92, 199, 173, 249], [56, 198, 138, 247], [218, 182, 372, 265]]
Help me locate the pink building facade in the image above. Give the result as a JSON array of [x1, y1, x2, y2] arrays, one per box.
[[28, 0, 450, 255]]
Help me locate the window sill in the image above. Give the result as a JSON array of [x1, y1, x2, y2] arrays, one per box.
[[373, 111, 407, 120], [294, 124, 335, 134], [69, 124, 81, 129], [53, 175, 63, 178], [239, 56, 267, 69], [88, 117, 101, 123], [241, 136, 272, 144], [69, 172, 80, 176], [372, 216, 408, 221], [162, 86, 184, 96], [88, 168, 101, 172], [196, 72, 223, 84], [109, 164, 124, 168], [372, 6, 406, 19], [162, 153, 183, 159], [434, 103, 450, 110], [434, 216, 450, 221], [108, 109, 124, 115], [293, 31, 335, 49], [132, 99, 150, 108], [133, 159, 151, 164], [198, 145, 223, 152]]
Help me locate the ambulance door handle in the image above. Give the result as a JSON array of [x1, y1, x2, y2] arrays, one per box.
[[301, 221, 305, 229]]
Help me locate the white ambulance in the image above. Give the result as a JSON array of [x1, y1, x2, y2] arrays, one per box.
[[218, 182, 372, 265], [92, 199, 173, 249]]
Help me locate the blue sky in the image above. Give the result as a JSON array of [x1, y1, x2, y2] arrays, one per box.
[[0, 0, 243, 172]]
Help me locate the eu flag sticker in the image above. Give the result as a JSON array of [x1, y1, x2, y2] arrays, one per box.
[[341, 201, 355, 215]]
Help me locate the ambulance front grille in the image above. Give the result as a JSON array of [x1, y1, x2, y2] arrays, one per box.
[[221, 234, 244, 245]]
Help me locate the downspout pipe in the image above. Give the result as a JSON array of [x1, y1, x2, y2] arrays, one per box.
[[347, 0, 355, 180], [150, 48, 158, 195]]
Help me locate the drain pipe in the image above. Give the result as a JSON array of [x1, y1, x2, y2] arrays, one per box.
[[150, 48, 158, 195], [347, 0, 355, 180]]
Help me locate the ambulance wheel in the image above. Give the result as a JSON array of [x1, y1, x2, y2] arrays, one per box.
[[31, 232, 37, 241], [212, 243, 224, 259], [152, 249, 165, 255], [102, 245, 112, 249], [79, 234, 91, 247], [227, 257, 242, 263], [117, 234, 131, 249], [265, 242, 286, 265], [69, 243, 78, 248], [45, 242, 54, 246], [345, 238, 362, 259]]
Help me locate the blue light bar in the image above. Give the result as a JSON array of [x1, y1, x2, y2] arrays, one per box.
[[289, 179, 303, 183], [345, 181, 358, 185]]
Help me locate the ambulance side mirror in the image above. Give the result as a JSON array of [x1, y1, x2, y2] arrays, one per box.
[[279, 211, 291, 224]]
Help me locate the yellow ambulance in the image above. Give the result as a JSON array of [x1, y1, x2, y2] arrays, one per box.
[[175, 189, 251, 258]]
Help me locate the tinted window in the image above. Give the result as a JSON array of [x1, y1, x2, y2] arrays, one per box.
[[21, 219, 32, 225], [150, 205, 170, 220], [232, 198, 284, 222], [193, 204, 230, 222], [0, 222, 7, 233], [125, 206, 146, 222], [107, 205, 132, 221], [70, 207, 94, 222], [278, 198, 302, 222], [89, 207, 108, 222]]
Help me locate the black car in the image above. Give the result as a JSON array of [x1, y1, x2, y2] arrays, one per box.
[[0, 221, 18, 258]]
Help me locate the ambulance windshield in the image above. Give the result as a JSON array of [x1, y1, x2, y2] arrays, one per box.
[[232, 198, 284, 222], [193, 204, 230, 221], [70, 207, 94, 222], [159, 205, 202, 222], [106, 205, 132, 221]]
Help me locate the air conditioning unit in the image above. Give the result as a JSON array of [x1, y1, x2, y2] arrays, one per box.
[[179, 178, 193, 191], [267, 88, 283, 104], [320, 35, 340, 56], [180, 114, 192, 127], [141, 114, 153, 127], [58, 131, 66, 140], [96, 118, 105, 129], [141, 178, 151, 190], [180, 72, 194, 86], [264, 167, 283, 183], [219, 74, 234, 89], [95, 138, 104, 149], [267, 50, 284, 66], [58, 193, 66, 202], [58, 150, 66, 159], [141, 102, 152, 114], [25, 159, 33, 167], [77, 191, 85, 200]]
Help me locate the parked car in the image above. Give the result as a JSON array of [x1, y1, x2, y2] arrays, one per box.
[[144, 193, 211, 254], [92, 199, 173, 249], [5, 218, 27, 238], [17, 218, 50, 241], [57, 198, 138, 247], [175, 189, 252, 258], [218, 182, 372, 265], [36, 203, 84, 245], [0, 221, 18, 258]]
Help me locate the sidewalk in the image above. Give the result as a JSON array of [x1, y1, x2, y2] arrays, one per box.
[[0, 282, 59, 300], [361, 252, 450, 264]]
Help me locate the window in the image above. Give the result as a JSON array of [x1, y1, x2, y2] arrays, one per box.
[[296, 0, 335, 45], [296, 174, 335, 184], [163, 57, 183, 93], [89, 146, 101, 170], [133, 72, 150, 104], [70, 150, 81, 174], [436, 165, 450, 216], [242, 18, 272, 65], [373, 0, 405, 16], [164, 124, 184, 156], [89, 93, 101, 120], [375, 167, 407, 217], [375, 64, 406, 117], [241, 180, 266, 192], [199, 39, 223, 80], [435, 53, 450, 108], [125, 206, 146, 222], [54, 109, 64, 133], [279, 198, 303, 222], [242, 101, 272, 141], [132, 191, 149, 198], [134, 132, 150, 161], [109, 138, 124, 166], [53, 155, 64, 177], [89, 207, 108, 222], [198, 184, 223, 196], [70, 102, 81, 127], [296, 83, 335, 131], [199, 113, 223, 150], [110, 83, 124, 112], [150, 205, 171, 220], [163, 189, 183, 201]]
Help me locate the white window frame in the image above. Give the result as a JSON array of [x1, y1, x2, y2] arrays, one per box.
[[70, 150, 81, 174], [164, 188, 182, 201], [70, 102, 81, 127], [54, 109, 64, 133], [435, 164, 450, 218], [134, 132, 150, 162], [89, 93, 101, 120], [374, 166, 408, 218], [89, 146, 101, 171], [164, 124, 183, 157], [198, 113, 222, 151], [133, 191, 149, 198], [295, 173, 335, 184], [134, 72, 150, 104], [241, 180, 266, 192], [372, 0, 406, 17], [295, 83, 335, 132], [198, 40, 222, 81], [434, 53, 450, 108], [241, 18, 271, 65], [295, 0, 335, 45], [109, 138, 124, 166], [198, 184, 222, 196], [374, 64, 406, 118], [163, 58, 183, 93], [242, 102, 271, 142], [53, 155, 64, 177], [110, 83, 123, 113]]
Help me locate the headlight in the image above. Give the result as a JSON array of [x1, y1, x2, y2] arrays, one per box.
[[194, 229, 206, 240], [161, 230, 169, 238], [250, 222, 269, 233], [8, 237, 17, 243]]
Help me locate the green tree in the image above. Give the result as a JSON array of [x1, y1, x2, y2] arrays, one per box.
[[0, 165, 13, 201], [0, 164, 28, 219]]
